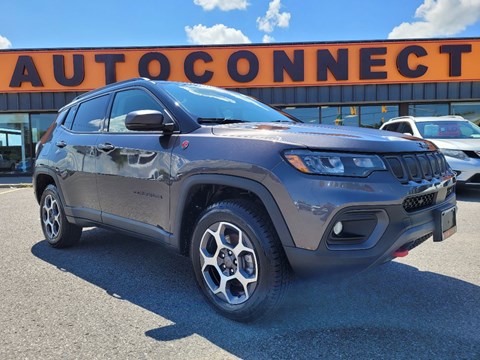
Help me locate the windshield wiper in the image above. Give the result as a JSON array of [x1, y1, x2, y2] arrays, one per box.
[[198, 117, 247, 124]]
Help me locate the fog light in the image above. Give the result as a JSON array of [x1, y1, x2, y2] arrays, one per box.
[[333, 221, 343, 236]]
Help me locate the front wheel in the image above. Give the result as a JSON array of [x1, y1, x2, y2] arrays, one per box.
[[40, 184, 82, 248], [191, 200, 291, 322]]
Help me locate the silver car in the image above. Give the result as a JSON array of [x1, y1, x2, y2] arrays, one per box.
[[381, 116, 480, 186]]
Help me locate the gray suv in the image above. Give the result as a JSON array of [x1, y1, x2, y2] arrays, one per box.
[[34, 78, 457, 321]]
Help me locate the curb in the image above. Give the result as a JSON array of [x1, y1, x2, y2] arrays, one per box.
[[0, 183, 33, 189]]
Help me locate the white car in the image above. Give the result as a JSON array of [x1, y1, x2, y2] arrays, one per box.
[[380, 116, 480, 186]]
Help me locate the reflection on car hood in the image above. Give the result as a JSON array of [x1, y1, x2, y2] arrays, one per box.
[[427, 138, 480, 151], [211, 123, 437, 153]]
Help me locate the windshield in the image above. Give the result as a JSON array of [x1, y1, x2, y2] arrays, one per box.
[[416, 120, 480, 139], [161, 83, 297, 124]]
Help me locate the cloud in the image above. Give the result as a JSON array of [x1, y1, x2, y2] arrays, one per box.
[[193, 0, 248, 11], [388, 0, 480, 39], [185, 24, 251, 44], [0, 35, 12, 49], [262, 34, 274, 43], [257, 0, 291, 33]]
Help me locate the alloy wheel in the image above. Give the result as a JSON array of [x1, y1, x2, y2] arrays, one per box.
[[199, 221, 258, 305], [42, 194, 61, 239]]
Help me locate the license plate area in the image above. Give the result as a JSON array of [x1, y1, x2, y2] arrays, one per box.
[[433, 206, 457, 242]]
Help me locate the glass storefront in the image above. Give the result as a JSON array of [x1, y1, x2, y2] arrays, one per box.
[[0, 101, 479, 177], [408, 103, 449, 117], [451, 102, 480, 125], [321, 106, 359, 126], [282, 105, 398, 128], [282, 107, 320, 123], [360, 105, 399, 129], [0, 113, 56, 175]]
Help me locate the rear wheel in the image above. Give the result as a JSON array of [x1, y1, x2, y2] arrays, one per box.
[[191, 200, 291, 322], [40, 184, 82, 248]]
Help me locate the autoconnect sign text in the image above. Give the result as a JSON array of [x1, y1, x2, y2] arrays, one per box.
[[0, 39, 478, 92]]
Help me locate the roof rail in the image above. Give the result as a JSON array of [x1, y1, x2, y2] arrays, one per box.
[[73, 77, 150, 101], [386, 115, 466, 122], [385, 116, 415, 122], [440, 115, 465, 119]]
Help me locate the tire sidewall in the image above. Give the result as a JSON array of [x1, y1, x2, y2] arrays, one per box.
[[191, 202, 277, 320]]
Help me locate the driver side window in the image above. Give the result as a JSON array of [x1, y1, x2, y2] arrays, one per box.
[[108, 89, 164, 132]]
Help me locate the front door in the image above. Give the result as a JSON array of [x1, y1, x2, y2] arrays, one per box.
[[95, 88, 176, 241]]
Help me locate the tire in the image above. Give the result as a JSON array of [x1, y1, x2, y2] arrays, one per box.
[[191, 200, 291, 322], [40, 184, 82, 248]]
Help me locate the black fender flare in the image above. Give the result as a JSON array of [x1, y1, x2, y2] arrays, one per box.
[[172, 174, 295, 250], [33, 167, 65, 205]]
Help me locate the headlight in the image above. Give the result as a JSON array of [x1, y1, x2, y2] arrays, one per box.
[[284, 150, 386, 177], [439, 149, 468, 160]]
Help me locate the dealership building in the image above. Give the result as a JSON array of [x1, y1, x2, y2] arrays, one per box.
[[1, 37, 480, 175]]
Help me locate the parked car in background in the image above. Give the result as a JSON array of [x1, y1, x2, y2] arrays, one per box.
[[0, 154, 16, 171], [15, 158, 33, 173], [381, 116, 480, 186]]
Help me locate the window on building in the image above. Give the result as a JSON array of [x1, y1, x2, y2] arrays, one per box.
[[451, 102, 480, 125], [321, 106, 359, 127], [408, 103, 449, 117], [71, 95, 110, 132], [109, 89, 165, 132], [281, 107, 320, 123], [0, 114, 30, 174], [360, 105, 399, 129]]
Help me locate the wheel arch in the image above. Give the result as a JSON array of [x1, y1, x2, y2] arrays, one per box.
[[172, 174, 295, 256], [34, 168, 63, 205]]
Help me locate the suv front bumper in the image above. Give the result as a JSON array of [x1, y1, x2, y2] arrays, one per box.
[[284, 194, 456, 276], [267, 163, 457, 277]]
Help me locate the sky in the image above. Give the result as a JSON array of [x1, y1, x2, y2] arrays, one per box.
[[1, 0, 480, 49]]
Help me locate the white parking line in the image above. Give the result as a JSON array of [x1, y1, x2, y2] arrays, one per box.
[[0, 188, 27, 195]]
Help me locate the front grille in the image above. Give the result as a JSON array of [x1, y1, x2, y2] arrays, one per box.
[[403, 193, 436, 212], [383, 151, 449, 184]]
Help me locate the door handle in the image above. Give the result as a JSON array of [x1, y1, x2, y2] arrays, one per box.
[[97, 143, 115, 152], [55, 140, 67, 148]]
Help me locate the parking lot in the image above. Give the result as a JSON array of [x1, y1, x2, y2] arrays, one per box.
[[0, 187, 479, 359]]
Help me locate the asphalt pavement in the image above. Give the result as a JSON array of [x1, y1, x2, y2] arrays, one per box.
[[0, 187, 479, 359]]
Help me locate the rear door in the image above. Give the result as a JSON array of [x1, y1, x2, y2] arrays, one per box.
[[95, 88, 177, 241], [51, 94, 110, 222]]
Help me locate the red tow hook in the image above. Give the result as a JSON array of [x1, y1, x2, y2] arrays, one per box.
[[393, 249, 409, 258]]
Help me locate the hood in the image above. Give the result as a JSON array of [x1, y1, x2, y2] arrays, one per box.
[[211, 123, 437, 153], [427, 138, 480, 151]]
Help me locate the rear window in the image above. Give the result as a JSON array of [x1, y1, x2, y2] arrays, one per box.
[[62, 106, 77, 130], [71, 95, 110, 132], [383, 122, 402, 132]]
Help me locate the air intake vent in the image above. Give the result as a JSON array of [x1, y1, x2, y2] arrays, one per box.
[[403, 193, 436, 212]]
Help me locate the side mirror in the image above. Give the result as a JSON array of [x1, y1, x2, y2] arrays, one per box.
[[125, 110, 174, 132]]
